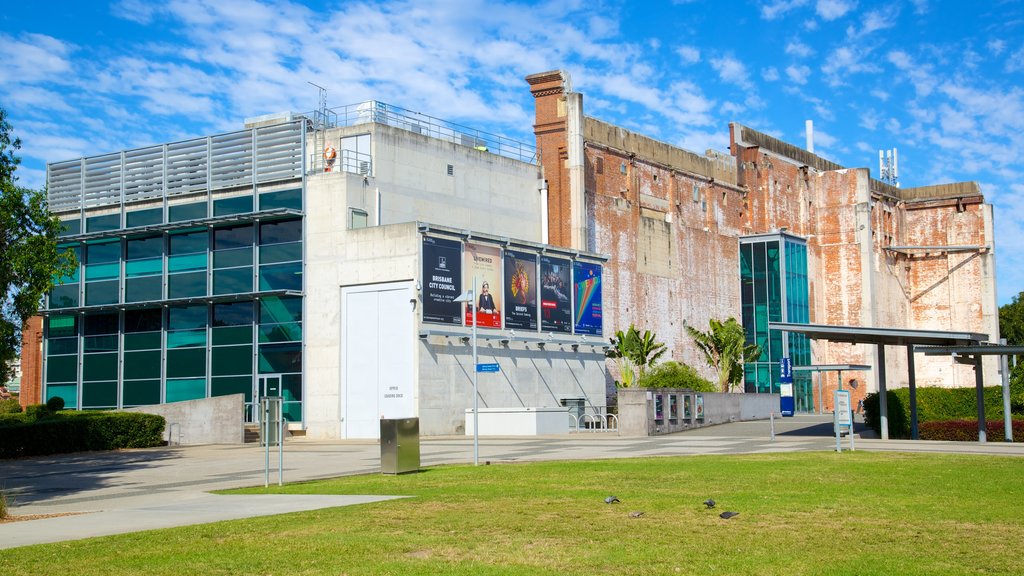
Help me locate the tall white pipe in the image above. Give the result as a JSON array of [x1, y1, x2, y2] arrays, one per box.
[[540, 180, 549, 244]]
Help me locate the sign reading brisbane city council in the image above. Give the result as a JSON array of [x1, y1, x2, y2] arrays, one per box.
[[421, 236, 463, 325], [572, 261, 602, 335], [540, 255, 572, 333], [503, 250, 538, 331]]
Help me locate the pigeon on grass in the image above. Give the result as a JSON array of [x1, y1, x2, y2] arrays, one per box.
[[719, 511, 740, 520], [604, 496, 620, 504], [628, 511, 645, 518], [703, 498, 716, 509]]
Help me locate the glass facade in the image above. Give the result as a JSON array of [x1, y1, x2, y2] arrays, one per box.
[[43, 192, 304, 421], [740, 234, 812, 411]]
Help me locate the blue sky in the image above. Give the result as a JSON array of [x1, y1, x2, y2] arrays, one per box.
[[2, 0, 1023, 305]]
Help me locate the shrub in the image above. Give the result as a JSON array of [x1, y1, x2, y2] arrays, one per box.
[[0, 398, 22, 414], [23, 404, 51, 420], [46, 396, 65, 411], [918, 419, 1024, 442], [638, 361, 717, 392], [0, 411, 165, 458], [864, 382, 1024, 438]]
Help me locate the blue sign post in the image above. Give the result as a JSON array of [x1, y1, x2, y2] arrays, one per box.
[[476, 363, 500, 373], [779, 357, 795, 417]]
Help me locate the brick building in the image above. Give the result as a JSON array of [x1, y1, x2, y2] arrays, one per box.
[[527, 69, 998, 410]]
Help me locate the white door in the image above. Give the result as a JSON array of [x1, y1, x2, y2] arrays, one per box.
[[342, 283, 415, 439]]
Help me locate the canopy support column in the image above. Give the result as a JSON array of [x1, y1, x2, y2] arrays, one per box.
[[975, 354, 987, 443], [877, 345, 888, 440], [907, 344, 918, 440]]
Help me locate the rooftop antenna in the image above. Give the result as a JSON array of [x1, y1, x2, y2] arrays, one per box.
[[878, 148, 899, 188], [308, 81, 328, 130]]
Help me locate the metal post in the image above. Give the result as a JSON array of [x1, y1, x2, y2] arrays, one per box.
[[877, 345, 889, 440], [975, 354, 987, 443], [263, 399, 270, 488], [769, 412, 775, 441], [817, 372, 823, 415], [907, 344, 918, 440], [278, 408, 284, 486], [1001, 339, 1013, 442], [472, 275, 479, 466]]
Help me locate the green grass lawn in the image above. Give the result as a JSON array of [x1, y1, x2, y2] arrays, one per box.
[[3, 452, 1024, 575]]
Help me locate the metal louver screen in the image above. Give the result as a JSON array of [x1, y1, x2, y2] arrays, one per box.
[[47, 120, 303, 213]]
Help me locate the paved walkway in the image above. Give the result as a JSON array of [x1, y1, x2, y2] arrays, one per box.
[[2, 415, 1021, 549]]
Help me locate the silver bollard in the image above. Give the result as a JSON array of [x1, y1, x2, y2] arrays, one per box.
[[770, 412, 776, 441]]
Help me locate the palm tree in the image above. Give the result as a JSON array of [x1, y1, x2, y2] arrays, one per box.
[[606, 324, 667, 387], [686, 318, 761, 393]]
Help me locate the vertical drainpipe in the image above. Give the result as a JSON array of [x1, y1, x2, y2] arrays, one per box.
[[566, 91, 585, 251], [540, 179, 549, 244]]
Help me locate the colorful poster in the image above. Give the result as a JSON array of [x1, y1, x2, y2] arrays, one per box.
[[421, 236, 462, 325], [573, 261, 602, 335], [503, 250, 538, 331], [463, 243, 502, 328], [540, 255, 572, 333]]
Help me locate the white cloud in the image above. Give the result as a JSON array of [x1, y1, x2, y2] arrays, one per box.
[[816, 0, 856, 21], [988, 39, 1006, 56], [0, 33, 74, 84], [847, 5, 898, 38], [871, 88, 890, 101], [786, 64, 811, 84], [762, 67, 780, 81], [676, 45, 700, 64], [887, 50, 937, 97], [859, 109, 880, 130], [1005, 45, 1024, 73], [785, 40, 814, 58], [710, 55, 753, 89], [821, 45, 881, 86], [760, 0, 810, 20]]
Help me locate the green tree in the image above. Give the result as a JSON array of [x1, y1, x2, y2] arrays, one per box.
[[0, 108, 76, 381], [686, 317, 761, 393], [606, 324, 667, 387], [1000, 291, 1024, 346]]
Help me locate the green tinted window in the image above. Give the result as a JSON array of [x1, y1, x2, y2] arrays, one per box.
[[260, 296, 302, 323], [214, 224, 253, 250], [86, 213, 120, 233], [84, 335, 118, 353], [282, 373, 302, 402], [259, 242, 301, 264], [125, 258, 161, 277], [258, 322, 302, 343], [166, 378, 206, 403], [48, 315, 78, 338], [169, 230, 208, 254], [258, 343, 301, 373], [59, 219, 81, 236], [125, 276, 162, 302], [169, 202, 207, 222], [85, 262, 119, 281], [123, 380, 160, 406], [214, 195, 253, 216], [214, 267, 253, 295], [167, 329, 206, 348], [259, 219, 301, 245], [213, 301, 253, 326], [167, 348, 206, 378], [125, 331, 161, 351], [46, 355, 78, 383], [127, 236, 163, 259], [168, 271, 206, 298], [212, 376, 253, 400], [83, 352, 118, 381], [259, 262, 301, 291], [259, 188, 301, 211], [47, 337, 78, 355], [47, 384, 78, 409], [168, 252, 207, 273], [49, 284, 79, 308], [82, 381, 117, 408], [214, 247, 253, 269], [124, 350, 161, 379], [85, 280, 119, 305], [212, 345, 253, 376], [283, 402, 302, 422], [126, 208, 162, 228], [86, 240, 121, 263], [125, 308, 162, 332], [213, 325, 253, 345], [168, 305, 207, 329], [84, 313, 118, 335]]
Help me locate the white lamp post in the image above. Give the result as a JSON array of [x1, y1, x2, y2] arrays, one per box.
[[453, 276, 479, 465]]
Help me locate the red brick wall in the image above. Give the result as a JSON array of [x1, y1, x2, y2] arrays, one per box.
[[20, 315, 43, 408]]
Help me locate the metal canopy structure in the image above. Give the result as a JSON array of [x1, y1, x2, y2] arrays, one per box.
[[917, 344, 1023, 443], [770, 322, 989, 441], [794, 364, 872, 414]]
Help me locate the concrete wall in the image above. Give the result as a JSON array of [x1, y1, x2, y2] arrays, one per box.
[[417, 339, 606, 436], [123, 394, 244, 445]]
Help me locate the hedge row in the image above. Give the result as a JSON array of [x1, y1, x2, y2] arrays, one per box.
[[918, 419, 1024, 442], [0, 411, 165, 459], [864, 381, 1024, 439]]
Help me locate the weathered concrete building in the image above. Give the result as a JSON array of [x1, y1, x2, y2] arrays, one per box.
[[527, 69, 998, 410]]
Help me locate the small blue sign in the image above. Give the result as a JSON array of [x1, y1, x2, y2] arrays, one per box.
[[779, 357, 793, 384], [476, 363, 500, 373]]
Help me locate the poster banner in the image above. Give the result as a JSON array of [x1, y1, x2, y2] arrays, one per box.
[[421, 236, 462, 325], [503, 250, 538, 331], [540, 255, 572, 333], [463, 243, 502, 328], [573, 261, 603, 335]]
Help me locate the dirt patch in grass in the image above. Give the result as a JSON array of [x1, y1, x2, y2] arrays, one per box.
[[0, 512, 87, 524]]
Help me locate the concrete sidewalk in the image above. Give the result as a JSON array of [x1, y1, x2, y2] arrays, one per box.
[[2, 415, 1021, 549]]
